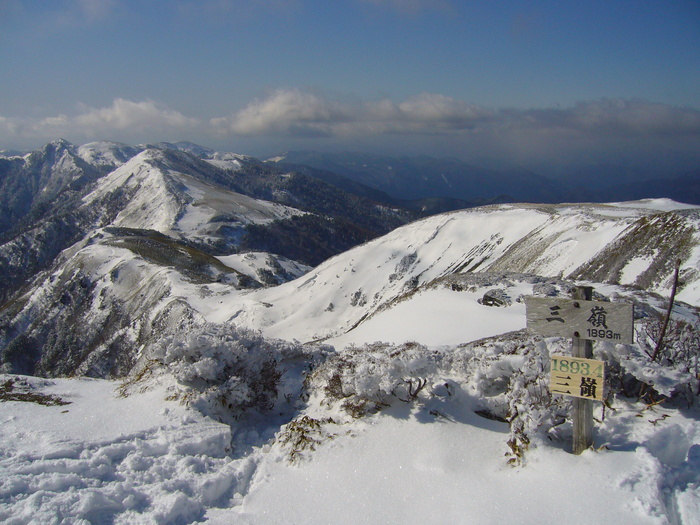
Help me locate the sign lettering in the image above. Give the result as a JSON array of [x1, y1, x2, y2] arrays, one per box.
[[549, 355, 605, 401], [525, 297, 634, 344]]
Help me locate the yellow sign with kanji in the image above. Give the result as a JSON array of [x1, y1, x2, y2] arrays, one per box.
[[549, 355, 605, 401]]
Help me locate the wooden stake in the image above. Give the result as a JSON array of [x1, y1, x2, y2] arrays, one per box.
[[572, 286, 594, 455]]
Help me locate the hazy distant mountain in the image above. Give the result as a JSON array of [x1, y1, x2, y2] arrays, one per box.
[[269, 151, 700, 205], [604, 170, 700, 204], [268, 151, 566, 203]]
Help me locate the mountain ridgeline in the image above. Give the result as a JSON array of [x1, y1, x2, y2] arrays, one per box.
[[1, 140, 699, 378], [270, 150, 700, 205], [0, 140, 414, 305]]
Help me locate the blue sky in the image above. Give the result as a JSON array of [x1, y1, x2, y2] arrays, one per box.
[[1, 0, 699, 170]]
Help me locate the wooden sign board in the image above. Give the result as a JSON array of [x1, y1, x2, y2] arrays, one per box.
[[525, 297, 634, 344], [550, 355, 605, 401]]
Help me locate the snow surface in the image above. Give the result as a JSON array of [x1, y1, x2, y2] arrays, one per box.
[[326, 285, 528, 349], [76, 141, 141, 169], [2, 269, 699, 524], [0, 376, 238, 524], [610, 198, 700, 212], [229, 407, 665, 525], [2, 366, 699, 524], [216, 252, 311, 284], [81, 149, 303, 241]]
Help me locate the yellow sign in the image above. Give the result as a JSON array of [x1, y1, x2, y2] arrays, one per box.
[[549, 355, 605, 401]]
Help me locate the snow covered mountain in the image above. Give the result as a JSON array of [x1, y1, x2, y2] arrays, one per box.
[[2, 156, 699, 378], [1, 141, 700, 524], [0, 140, 413, 376], [199, 199, 700, 346]]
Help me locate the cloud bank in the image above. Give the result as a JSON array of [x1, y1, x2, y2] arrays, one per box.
[[0, 99, 199, 145], [1, 91, 699, 167], [212, 89, 700, 140]]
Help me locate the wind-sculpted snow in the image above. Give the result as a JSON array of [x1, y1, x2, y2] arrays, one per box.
[[0, 325, 331, 523], [0, 375, 243, 524]]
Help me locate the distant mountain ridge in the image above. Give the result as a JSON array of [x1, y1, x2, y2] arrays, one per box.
[[268, 150, 564, 203], [269, 150, 700, 205], [0, 139, 415, 376], [0, 140, 415, 304], [221, 200, 700, 345]]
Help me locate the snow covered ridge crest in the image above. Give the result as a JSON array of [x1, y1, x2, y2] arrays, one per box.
[[2, 185, 700, 378], [222, 199, 700, 345]]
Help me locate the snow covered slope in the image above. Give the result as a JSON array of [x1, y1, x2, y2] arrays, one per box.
[[0, 145, 314, 377], [205, 199, 700, 346], [81, 148, 304, 243]]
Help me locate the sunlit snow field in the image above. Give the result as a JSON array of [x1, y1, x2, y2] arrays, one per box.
[[2, 370, 698, 524]]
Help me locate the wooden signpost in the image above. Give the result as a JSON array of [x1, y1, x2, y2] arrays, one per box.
[[525, 286, 634, 455]]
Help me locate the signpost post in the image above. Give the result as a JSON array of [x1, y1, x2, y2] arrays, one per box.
[[571, 286, 594, 455], [525, 286, 633, 455]]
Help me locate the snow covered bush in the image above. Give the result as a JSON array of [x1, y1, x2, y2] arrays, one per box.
[[276, 415, 337, 463], [127, 323, 331, 424], [308, 334, 572, 464], [446, 333, 571, 464], [610, 317, 700, 403], [308, 341, 440, 418]]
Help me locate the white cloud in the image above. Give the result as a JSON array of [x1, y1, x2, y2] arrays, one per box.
[[1, 93, 698, 167], [208, 90, 700, 167], [397, 93, 493, 127], [0, 99, 200, 146], [220, 89, 495, 137], [218, 89, 353, 137], [505, 99, 700, 137], [73, 98, 198, 133]]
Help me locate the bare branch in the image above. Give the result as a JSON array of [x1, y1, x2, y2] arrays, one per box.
[[650, 258, 681, 363]]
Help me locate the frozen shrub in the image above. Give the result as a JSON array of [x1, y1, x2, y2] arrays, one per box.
[[309, 341, 439, 418], [478, 289, 512, 307], [276, 415, 337, 463], [613, 317, 700, 403], [131, 323, 331, 423], [447, 333, 570, 464]]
